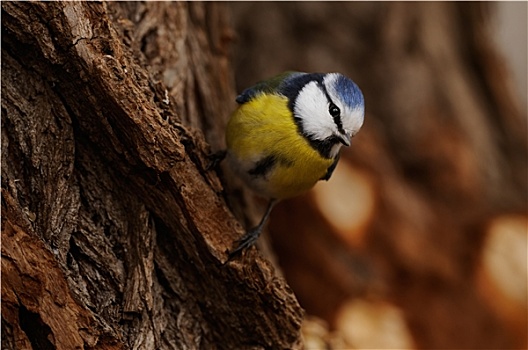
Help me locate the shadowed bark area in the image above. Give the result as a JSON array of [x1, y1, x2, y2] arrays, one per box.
[[1, 2, 303, 349]]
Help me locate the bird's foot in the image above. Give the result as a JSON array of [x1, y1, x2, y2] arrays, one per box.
[[206, 150, 227, 171], [226, 226, 262, 262]]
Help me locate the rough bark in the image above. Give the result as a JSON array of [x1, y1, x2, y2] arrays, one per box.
[[1, 2, 303, 349], [231, 2, 527, 349]]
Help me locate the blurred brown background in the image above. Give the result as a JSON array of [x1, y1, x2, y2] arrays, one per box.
[[229, 2, 527, 349]]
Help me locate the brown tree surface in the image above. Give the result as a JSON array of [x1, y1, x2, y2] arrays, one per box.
[[2, 2, 302, 349]]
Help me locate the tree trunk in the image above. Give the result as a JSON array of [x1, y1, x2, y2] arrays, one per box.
[[1, 2, 303, 349]]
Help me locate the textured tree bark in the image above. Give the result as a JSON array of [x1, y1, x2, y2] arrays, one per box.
[[231, 2, 527, 349], [1, 2, 303, 349]]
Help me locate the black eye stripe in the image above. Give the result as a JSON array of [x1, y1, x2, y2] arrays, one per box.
[[329, 103, 340, 118], [319, 81, 346, 135], [328, 102, 344, 134]]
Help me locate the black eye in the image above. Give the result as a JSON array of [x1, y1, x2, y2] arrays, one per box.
[[329, 103, 340, 118]]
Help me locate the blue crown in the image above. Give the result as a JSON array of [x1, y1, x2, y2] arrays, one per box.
[[333, 74, 364, 110]]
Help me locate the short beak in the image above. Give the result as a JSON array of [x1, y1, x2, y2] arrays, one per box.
[[337, 132, 351, 147]]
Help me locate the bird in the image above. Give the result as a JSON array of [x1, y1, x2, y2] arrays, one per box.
[[216, 71, 365, 260]]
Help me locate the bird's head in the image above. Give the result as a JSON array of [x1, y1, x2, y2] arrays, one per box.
[[291, 73, 365, 158]]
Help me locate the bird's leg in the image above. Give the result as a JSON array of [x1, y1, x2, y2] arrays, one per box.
[[227, 199, 278, 261]]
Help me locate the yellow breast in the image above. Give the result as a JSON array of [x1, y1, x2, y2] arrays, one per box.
[[226, 93, 334, 199]]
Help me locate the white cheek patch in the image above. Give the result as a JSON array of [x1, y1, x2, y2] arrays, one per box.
[[294, 81, 333, 141]]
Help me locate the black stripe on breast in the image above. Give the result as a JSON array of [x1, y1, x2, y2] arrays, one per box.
[[248, 155, 295, 178], [248, 155, 277, 177]]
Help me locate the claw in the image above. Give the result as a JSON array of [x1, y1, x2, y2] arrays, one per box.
[[224, 199, 278, 263], [226, 226, 262, 262], [206, 150, 227, 171]]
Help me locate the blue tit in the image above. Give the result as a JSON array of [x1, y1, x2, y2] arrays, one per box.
[[221, 71, 365, 259]]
